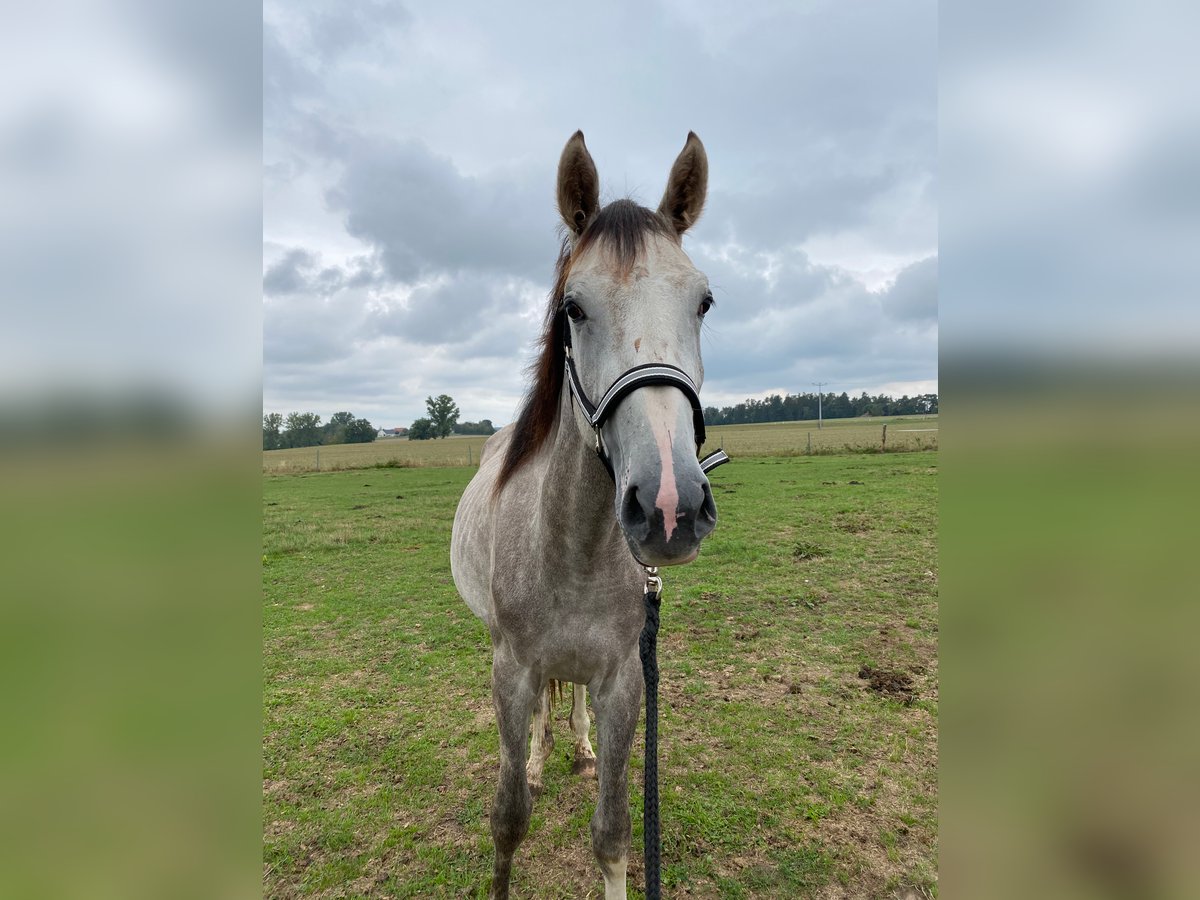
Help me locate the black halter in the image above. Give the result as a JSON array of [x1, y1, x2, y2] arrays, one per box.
[[563, 321, 730, 479]]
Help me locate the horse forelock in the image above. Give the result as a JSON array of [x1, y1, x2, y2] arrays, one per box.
[[575, 199, 675, 276], [495, 200, 674, 493]]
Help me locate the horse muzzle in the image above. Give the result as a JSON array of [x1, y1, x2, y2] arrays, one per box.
[[617, 465, 717, 566], [605, 388, 718, 566]]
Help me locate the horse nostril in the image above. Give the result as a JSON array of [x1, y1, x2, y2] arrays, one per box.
[[620, 484, 651, 541]]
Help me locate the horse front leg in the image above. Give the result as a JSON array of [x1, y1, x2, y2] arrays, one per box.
[[570, 682, 597, 778], [489, 650, 539, 900], [589, 652, 643, 900], [526, 682, 554, 796]]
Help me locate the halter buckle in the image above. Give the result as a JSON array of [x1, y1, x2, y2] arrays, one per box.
[[644, 566, 662, 595]]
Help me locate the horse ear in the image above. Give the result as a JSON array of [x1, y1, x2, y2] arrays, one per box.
[[557, 131, 600, 237], [658, 132, 708, 235]]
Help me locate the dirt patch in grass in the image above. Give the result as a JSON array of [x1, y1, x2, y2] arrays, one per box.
[[859, 665, 916, 704]]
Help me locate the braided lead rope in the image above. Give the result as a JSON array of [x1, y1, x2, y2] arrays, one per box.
[[636, 456, 727, 900], [638, 567, 664, 900]]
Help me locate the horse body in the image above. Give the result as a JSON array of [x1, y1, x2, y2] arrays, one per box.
[[450, 131, 715, 899], [452, 395, 644, 899], [452, 401, 644, 678]]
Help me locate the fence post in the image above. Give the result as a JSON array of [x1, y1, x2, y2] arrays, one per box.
[[881, 424, 887, 451], [468, 446, 473, 467], [807, 432, 812, 455], [316, 448, 320, 471]]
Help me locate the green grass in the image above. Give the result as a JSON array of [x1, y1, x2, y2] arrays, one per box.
[[263, 452, 938, 897]]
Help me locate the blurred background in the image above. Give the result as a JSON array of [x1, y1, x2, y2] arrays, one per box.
[[941, 2, 1200, 898], [2, 0, 1197, 897], [0, 1, 260, 898]]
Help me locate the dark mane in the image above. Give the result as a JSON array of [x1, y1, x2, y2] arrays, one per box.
[[495, 200, 674, 492]]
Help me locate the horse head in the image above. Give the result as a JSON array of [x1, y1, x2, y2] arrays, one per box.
[[555, 131, 717, 566]]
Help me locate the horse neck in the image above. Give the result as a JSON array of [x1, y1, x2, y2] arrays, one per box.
[[536, 388, 623, 552]]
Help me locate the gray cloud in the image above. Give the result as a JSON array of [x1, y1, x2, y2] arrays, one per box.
[[881, 256, 938, 322], [304, 0, 411, 62], [263, 248, 381, 297], [326, 138, 552, 283], [263, 0, 937, 426], [264, 24, 318, 127], [262, 249, 316, 295], [696, 250, 936, 395], [367, 272, 537, 347]]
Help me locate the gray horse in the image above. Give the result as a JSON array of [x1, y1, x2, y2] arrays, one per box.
[[451, 131, 718, 900]]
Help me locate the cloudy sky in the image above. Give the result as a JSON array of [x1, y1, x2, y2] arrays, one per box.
[[264, 0, 937, 429]]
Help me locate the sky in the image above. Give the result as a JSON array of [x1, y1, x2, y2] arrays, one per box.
[[263, 0, 938, 429]]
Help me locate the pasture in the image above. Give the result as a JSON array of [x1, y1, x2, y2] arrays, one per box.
[[262, 416, 938, 475], [263, 449, 937, 898]]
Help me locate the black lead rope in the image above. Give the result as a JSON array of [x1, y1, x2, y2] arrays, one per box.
[[638, 571, 663, 900], [637, 456, 726, 900]]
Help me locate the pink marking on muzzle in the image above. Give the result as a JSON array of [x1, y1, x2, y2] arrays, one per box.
[[650, 419, 679, 541]]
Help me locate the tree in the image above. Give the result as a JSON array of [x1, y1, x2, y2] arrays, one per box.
[[344, 417, 377, 443], [409, 417, 434, 440], [453, 419, 496, 436], [263, 412, 283, 450], [323, 410, 355, 445], [699, 390, 938, 426], [284, 411, 322, 448], [425, 394, 460, 439]]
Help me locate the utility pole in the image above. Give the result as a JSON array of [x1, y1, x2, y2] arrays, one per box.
[[811, 382, 829, 430]]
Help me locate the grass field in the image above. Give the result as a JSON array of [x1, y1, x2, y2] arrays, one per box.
[[263, 451, 938, 897], [262, 416, 938, 474]]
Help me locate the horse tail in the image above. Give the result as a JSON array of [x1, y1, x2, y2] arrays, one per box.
[[549, 679, 564, 705]]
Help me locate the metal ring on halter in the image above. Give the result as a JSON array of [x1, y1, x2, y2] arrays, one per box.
[[643, 566, 662, 595]]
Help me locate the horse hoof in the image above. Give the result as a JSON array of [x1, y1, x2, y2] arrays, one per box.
[[572, 756, 597, 779], [528, 779, 544, 799]]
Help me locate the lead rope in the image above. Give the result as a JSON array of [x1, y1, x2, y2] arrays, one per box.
[[638, 565, 664, 900]]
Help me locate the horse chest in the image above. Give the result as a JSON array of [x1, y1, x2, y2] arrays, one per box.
[[490, 572, 644, 671]]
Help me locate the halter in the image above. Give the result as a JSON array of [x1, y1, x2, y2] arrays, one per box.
[[562, 317, 730, 479]]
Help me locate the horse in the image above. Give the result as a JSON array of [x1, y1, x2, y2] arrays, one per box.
[[451, 130, 720, 900]]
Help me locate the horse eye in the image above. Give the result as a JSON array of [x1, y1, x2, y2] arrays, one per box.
[[699, 294, 715, 317], [564, 300, 586, 322]]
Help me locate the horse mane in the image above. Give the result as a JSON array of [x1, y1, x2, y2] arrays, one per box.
[[495, 199, 674, 493]]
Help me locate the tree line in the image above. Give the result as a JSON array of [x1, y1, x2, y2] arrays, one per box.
[[264, 388, 931, 451], [262, 411, 377, 450], [702, 391, 938, 426]]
